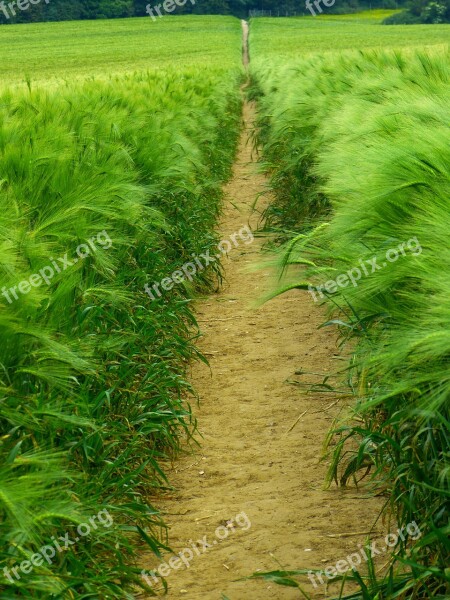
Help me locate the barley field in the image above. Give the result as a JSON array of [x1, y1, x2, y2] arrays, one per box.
[[250, 11, 449, 56], [0, 16, 242, 84], [0, 15, 243, 598], [0, 9, 449, 600], [250, 12, 449, 600]]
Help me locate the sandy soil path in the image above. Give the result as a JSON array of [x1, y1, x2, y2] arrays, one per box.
[[140, 22, 382, 600]]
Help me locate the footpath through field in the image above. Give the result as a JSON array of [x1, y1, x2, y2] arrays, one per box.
[[141, 22, 382, 599]]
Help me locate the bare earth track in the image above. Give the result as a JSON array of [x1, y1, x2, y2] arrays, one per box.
[[141, 22, 382, 600]]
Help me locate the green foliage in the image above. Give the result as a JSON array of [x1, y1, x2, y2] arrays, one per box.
[[0, 16, 243, 85], [383, 9, 423, 22], [251, 30, 450, 600], [383, 0, 450, 23], [0, 20, 242, 598], [249, 12, 450, 63], [249, 13, 449, 234]]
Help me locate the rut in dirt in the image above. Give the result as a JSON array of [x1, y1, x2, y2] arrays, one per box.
[[140, 22, 382, 600]]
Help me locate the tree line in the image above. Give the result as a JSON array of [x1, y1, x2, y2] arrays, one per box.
[[0, 0, 447, 26]]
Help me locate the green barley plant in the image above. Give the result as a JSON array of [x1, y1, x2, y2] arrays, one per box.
[[251, 28, 449, 600], [0, 19, 242, 598], [249, 12, 449, 237]]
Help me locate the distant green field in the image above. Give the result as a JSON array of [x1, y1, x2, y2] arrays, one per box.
[[0, 15, 242, 86], [250, 10, 449, 58]]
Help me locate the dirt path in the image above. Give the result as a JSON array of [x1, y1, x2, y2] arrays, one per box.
[[140, 22, 382, 600], [242, 20, 249, 67]]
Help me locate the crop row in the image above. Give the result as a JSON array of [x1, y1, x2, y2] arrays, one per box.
[[0, 67, 241, 597], [251, 48, 449, 598]]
